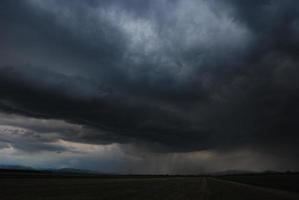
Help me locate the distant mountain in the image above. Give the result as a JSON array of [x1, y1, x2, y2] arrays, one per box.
[[0, 165, 102, 175], [0, 164, 34, 171], [52, 168, 102, 175]]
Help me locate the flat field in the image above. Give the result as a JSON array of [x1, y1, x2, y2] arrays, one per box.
[[1, 171, 298, 200]]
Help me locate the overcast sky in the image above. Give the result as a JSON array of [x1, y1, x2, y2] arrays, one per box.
[[0, 0, 299, 174]]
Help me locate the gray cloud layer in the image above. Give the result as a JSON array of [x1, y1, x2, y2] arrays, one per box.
[[0, 0, 299, 170]]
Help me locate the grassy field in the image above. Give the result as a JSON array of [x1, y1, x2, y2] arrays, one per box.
[[1, 171, 299, 200]]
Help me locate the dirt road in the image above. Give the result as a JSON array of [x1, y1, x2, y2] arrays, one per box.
[[206, 177, 299, 200]]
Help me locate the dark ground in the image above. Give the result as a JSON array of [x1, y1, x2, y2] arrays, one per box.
[[218, 172, 299, 194], [0, 170, 299, 200]]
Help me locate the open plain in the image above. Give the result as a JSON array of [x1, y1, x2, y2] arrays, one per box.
[[1, 171, 299, 200]]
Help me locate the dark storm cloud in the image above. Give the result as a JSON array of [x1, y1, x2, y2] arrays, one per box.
[[0, 0, 127, 83], [0, 0, 299, 164], [0, 65, 211, 151]]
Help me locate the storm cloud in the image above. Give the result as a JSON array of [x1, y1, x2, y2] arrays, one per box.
[[0, 0, 299, 173]]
